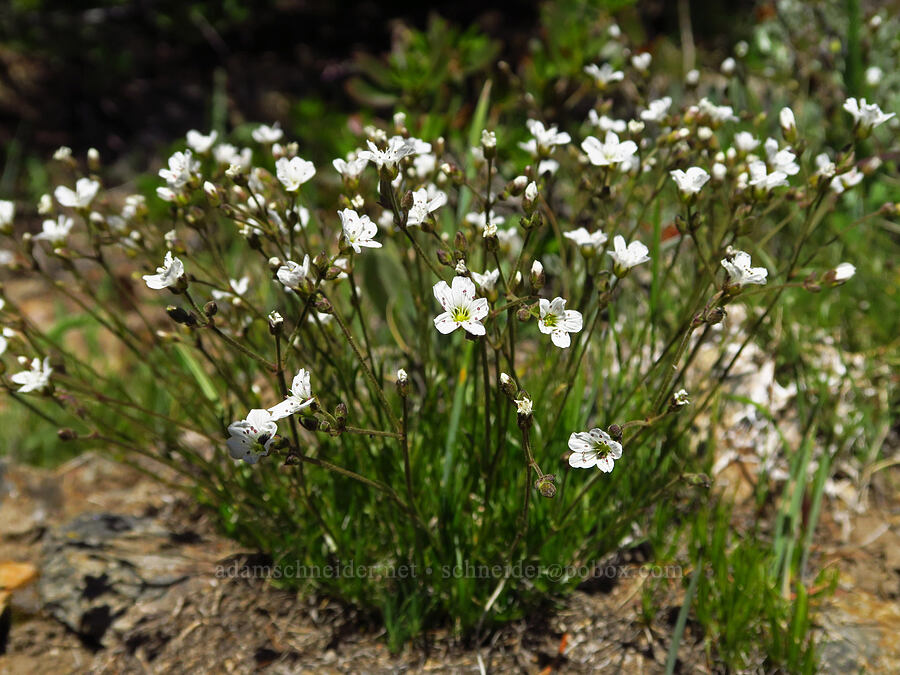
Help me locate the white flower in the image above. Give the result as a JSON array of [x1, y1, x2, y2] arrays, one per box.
[[567, 428, 623, 472], [673, 389, 690, 406], [186, 129, 218, 153], [721, 250, 767, 286], [276, 256, 311, 290], [696, 98, 738, 123], [481, 129, 497, 149], [764, 138, 799, 175], [670, 167, 710, 195], [831, 169, 863, 194], [333, 156, 368, 179], [584, 63, 624, 86], [397, 368, 408, 383], [34, 215, 74, 244], [587, 111, 627, 133], [685, 69, 700, 86], [733, 131, 759, 153], [0, 327, 15, 356], [524, 181, 538, 202], [0, 200, 14, 228], [53, 146, 72, 161], [432, 276, 489, 336], [407, 188, 447, 226], [720, 57, 736, 75], [268, 368, 314, 420], [538, 297, 583, 348], [214, 144, 252, 169], [833, 263, 856, 282], [10, 357, 53, 394], [631, 52, 652, 70], [465, 211, 505, 230], [607, 235, 650, 270], [564, 227, 608, 250], [413, 153, 436, 178], [339, 209, 381, 253], [358, 136, 417, 169], [518, 119, 571, 156], [158, 150, 195, 189], [211, 277, 250, 302], [640, 97, 672, 122], [275, 156, 316, 191], [470, 269, 500, 292], [747, 160, 788, 191], [865, 66, 883, 86], [514, 396, 533, 416], [142, 251, 185, 290], [54, 178, 100, 208], [843, 97, 894, 131], [252, 123, 283, 144], [814, 153, 836, 178], [156, 187, 177, 202], [0, 249, 13, 266], [226, 409, 277, 464], [712, 162, 727, 181], [581, 131, 638, 167]]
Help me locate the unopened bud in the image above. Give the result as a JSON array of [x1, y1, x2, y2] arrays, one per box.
[[58, 428, 79, 441], [607, 424, 623, 441], [499, 372, 518, 399], [166, 305, 194, 325], [204, 301, 218, 317], [530, 260, 545, 290], [268, 311, 284, 334], [300, 416, 319, 431], [535, 474, 557, 498], [314, 297, 333, 314]]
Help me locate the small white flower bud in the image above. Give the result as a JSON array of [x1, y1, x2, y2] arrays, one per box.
[[53, 146, 72, 161], [628, 120, 645, 135], [685, 69, 700, 86], [720, 57, 736, 75], [525, 181, 538, 202], [397, 368, 408, 383], [393, 111, 407, 129], [38, 194, 53, 215], [351, 194, 365, 209]]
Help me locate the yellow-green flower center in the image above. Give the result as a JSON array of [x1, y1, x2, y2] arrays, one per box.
[[543, 314, 558, 327], [452, 307, 470, 322]]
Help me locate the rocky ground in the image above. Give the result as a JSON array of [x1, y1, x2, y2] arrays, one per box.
[[1, 449, 898, 674]]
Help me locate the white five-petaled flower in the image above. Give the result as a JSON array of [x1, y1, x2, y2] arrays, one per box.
[[584, 63, 624, 86], [673, 389, 690, 406], [842, 97, 894, 132], [276, 255, 311, 291], [747, 160, 788, 191], [10, 357, 53, 394], [515, 396, 533, 416], [640, 97, 672, 122], [631, 52, 652, 70], [211, 276, 250, 302], [607, 235, 650, 271], [333, 156, 368, 179], [339, 209, 381, 253], [696, 98, 738, 123], [518, 119, 571, 156], [733, 131, 759, 153], [407, 188, 447, 226], [54, 178, 100, 209], [670, 167, 710, 195], [0, 200, 14, 228], [432, 276, 489, 336], [275, 156, 316, 191], [358, 136, 417, 169], [226, 409, 277, 464], [470, 269, 501, 293], [564, 227, 608, 251], [142, 251, 185, 290], [581, 131, 638, 167], [158, 150, 195, 189], [721, 250, 768, 286], [252, 123, 283, 144], [186, 129, 218, 153], [538, 297, 583, 348], [568, 428, 623, 472], [764, 138, 800, 176], [268, 368, 314, 420], [34, 215, 74, 244]]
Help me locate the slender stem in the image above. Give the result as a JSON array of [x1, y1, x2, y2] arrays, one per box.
[[325, 292, 402, 433]]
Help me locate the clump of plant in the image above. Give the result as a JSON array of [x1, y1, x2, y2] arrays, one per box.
[[1, 15, 895, 654]]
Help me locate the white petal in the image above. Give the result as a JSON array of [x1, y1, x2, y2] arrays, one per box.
[[434, 313, 458, 334]]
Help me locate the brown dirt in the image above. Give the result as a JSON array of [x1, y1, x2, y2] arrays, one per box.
[[1, 452, 898, 674]]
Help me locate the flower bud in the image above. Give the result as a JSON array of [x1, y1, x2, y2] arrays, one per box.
[[58, 428, 79, 441], [166, 305, 194, 325], [508, 175, 528, 196], [499, 372, 518, 399], [314, 297, 333, 315], [334, 402, 348, 426], [535, 474, 557, 498], [454, 230, 468, 255], [204, 301, 218, 317], [313, 251, 330, 276], [436, 248, 454, 267], [530, 260, 545, 290], [780, 107, 797, 144], [607, 424, 623, 441], [87, 148, 100, 171], [704, 306, 726, 325], [268, 311, 284, 334]]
